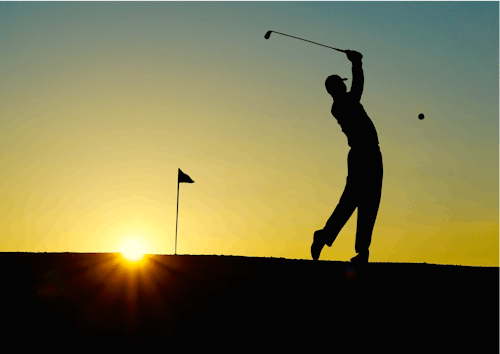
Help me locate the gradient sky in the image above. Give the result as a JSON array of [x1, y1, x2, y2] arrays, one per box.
[[0, 2, 498, 266]]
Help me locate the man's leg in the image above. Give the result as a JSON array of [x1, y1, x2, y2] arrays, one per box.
[[311, 179, 358, 260], [323, 181, 358, 246], [352, 187, 382, 262], [352, 150, 383, 263], [322, 146, 368, 247]]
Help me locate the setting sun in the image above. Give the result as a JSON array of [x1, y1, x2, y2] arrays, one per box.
[[121, 240, 147, 262]]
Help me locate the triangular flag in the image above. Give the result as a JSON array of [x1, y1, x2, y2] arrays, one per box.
[[178, 169, 194, 183]]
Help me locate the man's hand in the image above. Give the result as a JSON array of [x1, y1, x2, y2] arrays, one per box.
[[346, 50, 363, 64]]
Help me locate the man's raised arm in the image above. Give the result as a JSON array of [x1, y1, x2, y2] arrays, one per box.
[[346, 50, 364, 102]]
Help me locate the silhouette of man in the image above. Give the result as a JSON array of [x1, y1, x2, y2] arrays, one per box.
[[311, 50, 383, 265]]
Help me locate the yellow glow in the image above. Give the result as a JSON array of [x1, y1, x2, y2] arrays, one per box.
[[121, 239, 147, 262]]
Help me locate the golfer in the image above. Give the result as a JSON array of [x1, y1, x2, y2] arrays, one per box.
[[311, 50, 383, 265]]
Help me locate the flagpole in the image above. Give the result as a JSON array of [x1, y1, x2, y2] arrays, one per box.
[[175, 179, 180, 255]]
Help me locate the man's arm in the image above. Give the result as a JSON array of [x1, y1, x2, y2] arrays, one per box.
[[346, 50, 364, 102]]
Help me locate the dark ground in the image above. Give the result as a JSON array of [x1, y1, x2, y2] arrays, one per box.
[[1, 253, 498, 351]]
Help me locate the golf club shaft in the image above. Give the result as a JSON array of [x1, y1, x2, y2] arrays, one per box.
[[271, 31, 346, 53]]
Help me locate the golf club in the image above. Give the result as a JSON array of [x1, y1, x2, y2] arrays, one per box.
[[264, 30, 346, 53]]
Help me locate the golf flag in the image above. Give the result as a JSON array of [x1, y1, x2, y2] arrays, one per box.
[[178, 169, 194, 183], [175, 168, 194, 255]]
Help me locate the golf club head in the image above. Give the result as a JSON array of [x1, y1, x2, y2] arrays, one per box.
[[264, 31, 273, 39]]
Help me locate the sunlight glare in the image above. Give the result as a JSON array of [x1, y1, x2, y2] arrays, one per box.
[[121, 239, 147, 262]]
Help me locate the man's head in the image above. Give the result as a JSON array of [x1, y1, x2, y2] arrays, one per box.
[[325, 75, 347, 98]]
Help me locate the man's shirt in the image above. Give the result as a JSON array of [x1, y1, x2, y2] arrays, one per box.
[[331, 97, 379, 148]]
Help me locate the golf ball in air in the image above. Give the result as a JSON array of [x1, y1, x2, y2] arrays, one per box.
[[418, 113, 424, 120]]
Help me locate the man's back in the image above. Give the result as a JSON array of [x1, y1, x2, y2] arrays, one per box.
[[331, 96, 379, 148]]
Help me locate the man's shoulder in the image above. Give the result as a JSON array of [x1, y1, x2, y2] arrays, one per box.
[[333, 93, 360, 104]]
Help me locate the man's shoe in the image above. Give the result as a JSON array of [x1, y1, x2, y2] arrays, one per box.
[[311, 230, 327, 261], [350, 251, 369, 264]]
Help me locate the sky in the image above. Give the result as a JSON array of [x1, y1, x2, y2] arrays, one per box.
[[0, 1, 497, 267]]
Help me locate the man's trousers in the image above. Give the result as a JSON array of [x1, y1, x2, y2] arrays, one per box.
[[323, 146, 383, 255]]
